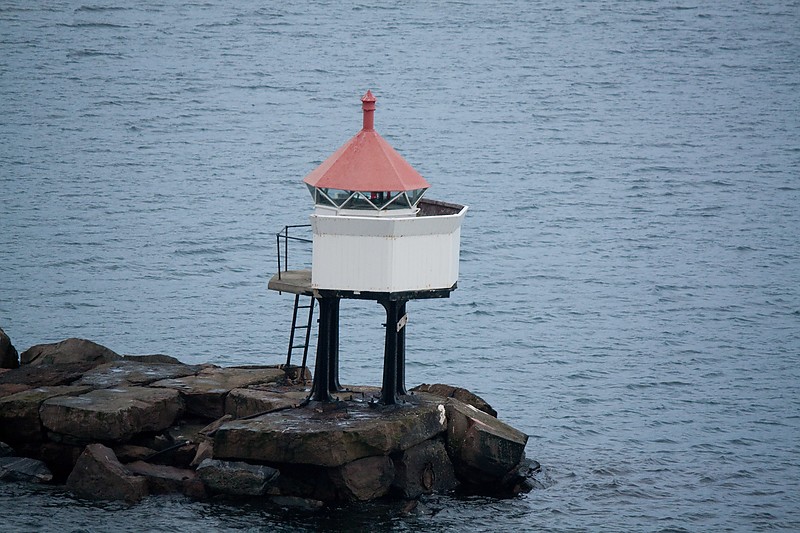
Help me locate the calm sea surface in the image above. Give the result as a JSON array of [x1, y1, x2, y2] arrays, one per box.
[[2, 1, 799, 531]]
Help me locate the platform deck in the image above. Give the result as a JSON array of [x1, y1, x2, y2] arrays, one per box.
[[267, 269, 313, 296]]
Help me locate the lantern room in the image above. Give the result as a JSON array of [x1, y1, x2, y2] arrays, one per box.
[[304, 90, 468, 294], [304, 90, 429, 218]]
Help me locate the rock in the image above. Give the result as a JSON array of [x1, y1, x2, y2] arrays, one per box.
[[270, 463, 337, 501], [225, 387, 307, 418], [39, 442, 85, 481], [196, 458, 279, 497], [504, 458, 541, 496], [330, 455, 394, 501], [214, 398, 447, 467], [0, 442, 14, 457], [412, 383, 497, 417], [0, 383, 32, 399], [130, 432, 172, 453], [66, 443, 148, 502], [190, 440, 213, 467], [129, 422, 209, 468], [40, 387, 184, 442], [130, 421, 207, 468], [20, 338, 120, 367], [151, 367, 285, 419], [126, 461, 206, 499], [165, 421, 209, 444], [270, 495, 325, 510], [199, 415, 233, 437], [0, 327, 19, 369], [444, 399, 528, 490], [182, 416, 225, 466], [123, 354, 183, 365], [113, 444, 158, 463], [177, 440, 199, 462], [392, 438, 458, 498], [0, 456, 53, 483], [280, 365, 312, 383], [149, 441, 197, 469], [0, 363, 93, 389], [0, 344, 536, 503], [74, 360, 199, 388], [0, 386, 92, 453]]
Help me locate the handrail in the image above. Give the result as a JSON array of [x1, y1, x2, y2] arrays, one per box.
[[275, 224, 312, 280]]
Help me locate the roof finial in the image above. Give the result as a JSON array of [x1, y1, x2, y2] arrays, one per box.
[[361, 90, 376, 131]]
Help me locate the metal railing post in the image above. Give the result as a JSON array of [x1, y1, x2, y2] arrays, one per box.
[[284, 226, 289, 274], [276, 234, 282, 280], [273, 224, 313, 281]]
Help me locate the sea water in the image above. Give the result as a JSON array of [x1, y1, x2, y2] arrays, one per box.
[[1, 1, 799, 531]]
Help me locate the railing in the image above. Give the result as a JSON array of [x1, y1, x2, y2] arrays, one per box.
[[275, 224, 312, 280]]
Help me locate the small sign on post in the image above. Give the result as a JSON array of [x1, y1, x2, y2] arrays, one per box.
[[397, 313, 408, 333]]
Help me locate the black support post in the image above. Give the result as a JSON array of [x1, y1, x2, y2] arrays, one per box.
[[380, 298, 399, 405], [396, 300, 407, 396], [311, 296, 338, 402], [328, 297, 342, 393], [379, 297, 409, 405]]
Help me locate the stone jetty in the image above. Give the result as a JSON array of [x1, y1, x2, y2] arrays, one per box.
[[0, 331, 536, 506]]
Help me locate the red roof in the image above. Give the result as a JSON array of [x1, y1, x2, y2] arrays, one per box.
[[303, 91, 430, 192]]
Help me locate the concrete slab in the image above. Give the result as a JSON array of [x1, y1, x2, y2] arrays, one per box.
[[40, 387, 184, 442], [445, 399, 528, 486], [74, 360, 200, 388], [213, 396, 447, 467], [225, 386, 309, 418], [0, 363, 95, 388], [268, 269, 313, 295], [0, 386, 93, 449], [151, 366, 286, 419]]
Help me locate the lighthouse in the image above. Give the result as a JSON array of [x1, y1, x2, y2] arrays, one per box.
[[269, 91, 468, 405]]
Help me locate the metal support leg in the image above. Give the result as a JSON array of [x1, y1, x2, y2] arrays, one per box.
[[379, 298, 410, 404], [300, 297, 315, 383], [328, 297, 342, 393], [311, 297, 336, 402], [380, 298, 402, 405], [396, 300, 407, 396]]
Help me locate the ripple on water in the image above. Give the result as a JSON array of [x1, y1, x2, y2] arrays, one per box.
[[2, 0, 800, 531]]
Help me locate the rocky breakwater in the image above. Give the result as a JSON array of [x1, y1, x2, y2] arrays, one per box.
[[0, 333, 537, 507]]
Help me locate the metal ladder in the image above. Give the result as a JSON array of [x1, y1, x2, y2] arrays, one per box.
[[286, 294, 315, 380]]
